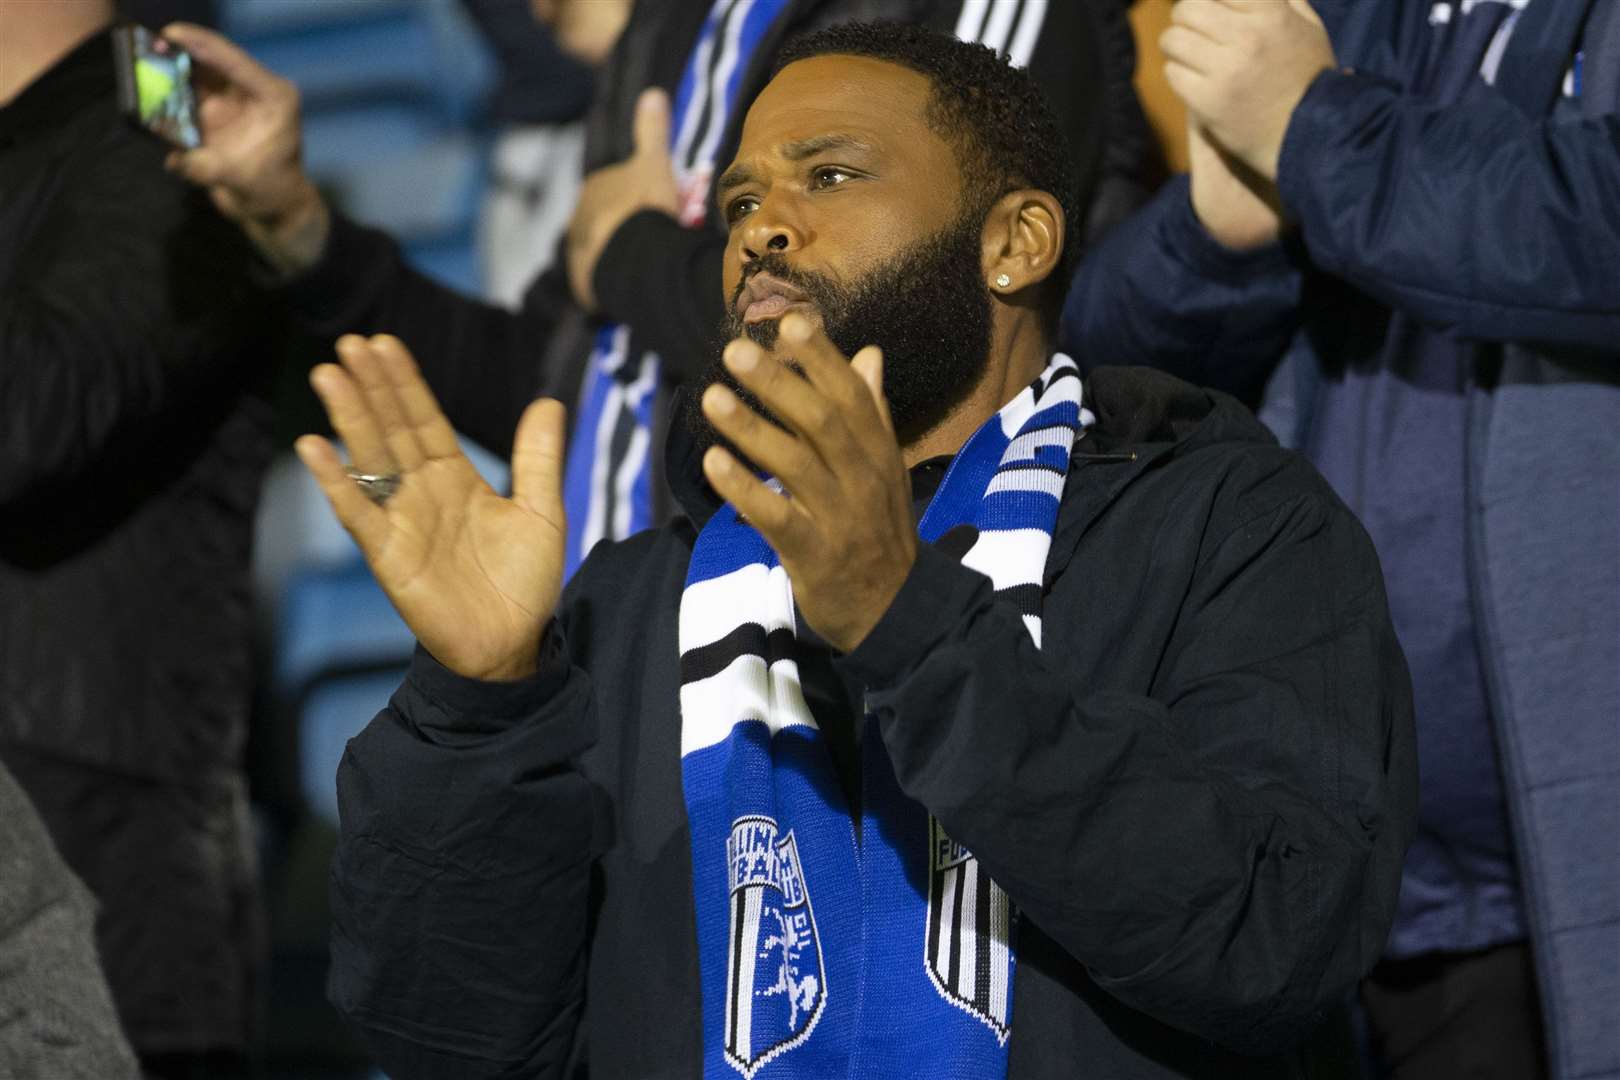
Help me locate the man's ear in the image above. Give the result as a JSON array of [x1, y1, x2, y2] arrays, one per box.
[[980, 189, 1064, 296]]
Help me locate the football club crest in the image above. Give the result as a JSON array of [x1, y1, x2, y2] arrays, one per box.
[[724, 816, 827, 1077], [924, 817, 1015, 1043]]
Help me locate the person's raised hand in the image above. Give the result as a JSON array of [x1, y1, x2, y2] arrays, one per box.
[[700, 314, 916, 654], [161, 23, 330, 276], [1187, 117, 1286, 251], [296, 335, 568, 682], [565, 87, 679, 312], [1161, 0, 1335, 182]]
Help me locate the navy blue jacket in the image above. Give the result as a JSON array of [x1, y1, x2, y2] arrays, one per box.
[[1063, 3, 1620, 1078]]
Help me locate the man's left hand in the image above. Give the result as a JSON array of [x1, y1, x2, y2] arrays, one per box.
[[565, 88, 679, 311], [700, 314, 918, 654], [1161, 0, 1335, 181]]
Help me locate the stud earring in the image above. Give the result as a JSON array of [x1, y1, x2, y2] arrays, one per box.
[[995, 273, 1012, 289]]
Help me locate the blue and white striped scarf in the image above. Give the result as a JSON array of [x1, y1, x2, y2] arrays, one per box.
[[561, 0, 1054, 577], [678, 355, 1090, 1078]]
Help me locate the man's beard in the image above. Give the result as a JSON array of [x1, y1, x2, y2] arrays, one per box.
[[687, 207, 994, 456]]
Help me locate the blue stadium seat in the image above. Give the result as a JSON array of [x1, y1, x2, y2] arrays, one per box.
[[273, 562, 414, 697], [222, 0, 492, 119], [298, 667, 409, 826], [225, 0, 495, 292], [220, 0, 413, 39]]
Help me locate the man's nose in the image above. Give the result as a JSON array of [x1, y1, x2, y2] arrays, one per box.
[[741, 204, 804, 261]]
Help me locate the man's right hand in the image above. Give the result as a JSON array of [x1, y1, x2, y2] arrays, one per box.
[[162, 23, 330, 277], [297, 335, 569, 682], [1186, 119, 1285, 252]]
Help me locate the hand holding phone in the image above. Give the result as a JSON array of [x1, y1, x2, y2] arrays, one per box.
[[156, 22, 331, 276]]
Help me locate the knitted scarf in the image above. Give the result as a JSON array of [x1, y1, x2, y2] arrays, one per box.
[[679, 355, 1089, 1078]]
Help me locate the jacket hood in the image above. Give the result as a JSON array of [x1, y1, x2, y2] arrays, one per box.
[[1078, 365, 1277, 455], [664, 364, 1277, 530]]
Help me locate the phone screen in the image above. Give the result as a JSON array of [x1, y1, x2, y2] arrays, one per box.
[[114, 25, 202, 150]]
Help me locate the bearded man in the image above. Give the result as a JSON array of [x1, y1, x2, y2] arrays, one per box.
[[303, 24, 1416, 1080]]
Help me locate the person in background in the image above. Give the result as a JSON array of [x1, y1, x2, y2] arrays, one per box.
[[0, 762, 140, 1080], [1063, 2, 1620, 1077], [0, 2, 292, 1076], [301, 23, 1414, 1076], [459, 0, 613, 306], [164, 0, 1159, 575]]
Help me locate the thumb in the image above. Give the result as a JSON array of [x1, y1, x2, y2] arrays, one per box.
[[511, 398, 568, 527], [632, 88, 672, 161]]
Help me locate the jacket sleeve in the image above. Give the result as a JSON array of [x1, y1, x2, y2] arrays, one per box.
[[590, 208, 725, 385], [327, 634, 605, 1080], [841, 470, 1416, 1056], [278, 213, 575, 457], [1059, 176, 1305, 408], [0, 134, 265, 509], [1277, 69, 1620, 350]]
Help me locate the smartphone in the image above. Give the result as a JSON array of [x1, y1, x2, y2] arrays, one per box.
[[113, 24, 202, 150]]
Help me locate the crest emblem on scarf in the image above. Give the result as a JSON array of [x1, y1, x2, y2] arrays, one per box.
[[925, 817, 1016, 1043], [724, 816, 826, 1077]]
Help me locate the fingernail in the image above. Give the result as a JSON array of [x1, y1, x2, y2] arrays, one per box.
[[726, 342, 759, 372], [781, 314, 810, 342], [705, 447, 731, 475]]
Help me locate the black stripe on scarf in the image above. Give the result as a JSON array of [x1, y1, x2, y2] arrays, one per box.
[[994, 583, 1043, 617], [1037, 365, 1081, 398], [680, 622, 797, 685]]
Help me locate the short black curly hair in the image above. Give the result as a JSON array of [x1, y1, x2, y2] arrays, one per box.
[[773, 21, 1081, 326]]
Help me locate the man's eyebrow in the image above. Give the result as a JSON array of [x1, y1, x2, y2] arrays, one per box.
[[717, 163, 757, 195], [779, 133, 874, 161], [716, 134, 876, 195]]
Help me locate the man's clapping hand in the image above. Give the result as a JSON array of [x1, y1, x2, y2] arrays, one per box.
[[700, 315, 917, 655], [297, 336, 568, 682], [1161, 0, 1335, 183]]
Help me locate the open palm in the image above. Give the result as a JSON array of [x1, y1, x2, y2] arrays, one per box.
[[297, 335, 566, 681]]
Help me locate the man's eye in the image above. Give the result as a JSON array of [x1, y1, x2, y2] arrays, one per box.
[[810, 167, 853, 190], [726, 195, 759, 224]]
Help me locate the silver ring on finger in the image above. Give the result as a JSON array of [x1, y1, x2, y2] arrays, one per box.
[[344, 466, 401, 506]]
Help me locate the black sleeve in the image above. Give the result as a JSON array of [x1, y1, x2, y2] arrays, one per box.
[[278, 212, 577, 458], [590, 208, 726, 385], [327, 634, 606, 1080], [0, 129, 266, 509], [841, 475, 1416, 1055]]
